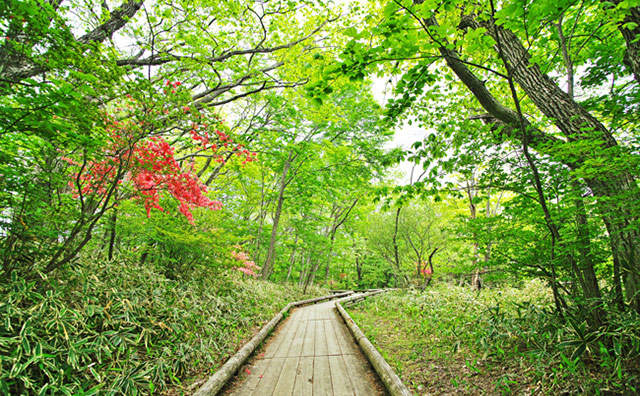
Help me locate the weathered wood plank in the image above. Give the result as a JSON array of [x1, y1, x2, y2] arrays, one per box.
[[287, 305, 310, 357], [250, 357, 286, 395], [273, 310, 304, 358], [343, 354, 377, 396], [292, 356, 314, 395], [265, 309, 298, 358], [324, 314, 342, 356], [329, 355, 355, 396], [271, 357, 299, 395], [313, 355, 333, 396], [229, 358, 270, 396], [314, 307, 329, 357], [194, 302, 293, 396], [331, 312, 357, 355], [301, 306, 316, 357], [219, 292, 393, 396]]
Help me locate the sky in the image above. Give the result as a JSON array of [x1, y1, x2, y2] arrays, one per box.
[[370, 77, 430, 184]]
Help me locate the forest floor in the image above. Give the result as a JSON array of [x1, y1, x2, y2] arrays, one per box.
[[346, 281, 639, 396]]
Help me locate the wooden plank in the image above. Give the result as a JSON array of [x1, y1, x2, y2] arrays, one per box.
[[229, 358, 270, 396], [343, 354, 377, 396], [217, 291, 393, 396], [273, 309, 304, 358], [301, 306, 316, 357], [312, 355, 333, 396], [332, 313, 357, 355], [329, 355, 355, 396], [314, 308, 329, 357], [195, 302, 293, 396], [251, 357, 286, 395], [271, 357, 299, 395], [324, 313, 342, 356], [287, 304, 310, 357], [316, 302, 329, 320], [264, 310, 298, 358], [292, 357, 314, 395]]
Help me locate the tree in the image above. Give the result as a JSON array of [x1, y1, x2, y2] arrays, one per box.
[[0, 0, 339, 277], [329, 0, 640, 314]]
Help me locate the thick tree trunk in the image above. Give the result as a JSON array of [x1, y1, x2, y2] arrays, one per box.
[[475, 17, 640, 313], [435, 13, 640, 313], [609, 1, 640, 83], [0, 0, 144, 84], [572, 182, 602, 299]]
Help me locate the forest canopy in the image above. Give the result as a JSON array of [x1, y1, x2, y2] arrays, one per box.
[[1, 0, 640, 394]]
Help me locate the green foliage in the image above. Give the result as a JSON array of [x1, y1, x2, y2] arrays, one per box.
[[349, 281, 640, 395], [0, 260, 326, 395]]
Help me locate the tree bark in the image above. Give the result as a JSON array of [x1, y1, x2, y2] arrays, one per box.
[[107, 209, 117, 261], [323, 199, 359, 283], [285, 233, 299, 282], [392, 206, 404, 284], [0, 0, 144, 83], [423, 10, 640, 313], [609, 1, 640, 83], [477, 13, 640, 313], [261, 152, 293, 279]]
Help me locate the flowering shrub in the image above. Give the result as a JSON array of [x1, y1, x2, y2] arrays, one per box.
[[63, 81, 257, 224], [420, 266, 432, 277], [231, 250, 261, 277]]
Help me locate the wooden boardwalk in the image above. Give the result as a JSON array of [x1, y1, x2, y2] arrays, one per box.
[[223, 297, 386, 396]]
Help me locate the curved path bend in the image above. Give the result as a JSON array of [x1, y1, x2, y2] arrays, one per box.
[[223, 297, 386, 396]]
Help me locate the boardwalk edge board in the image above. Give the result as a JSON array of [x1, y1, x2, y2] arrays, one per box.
[[192, 290, 354, 396], [335, 291, 414, 396]]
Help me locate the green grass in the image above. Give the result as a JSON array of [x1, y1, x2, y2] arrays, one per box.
[[347, 280, 640, 395], [0, 259, 327, 396]]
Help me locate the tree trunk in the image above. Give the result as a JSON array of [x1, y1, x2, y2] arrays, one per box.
[[474, 14, 640, 312], [324, 236, 335, 284], [253, 170, 268, 264], [429, 11, 640, 313], [298, 252, 308, 286], [464, 179, 482, 290], [610, 1, 640, 83], [285, 234, 299, 282], [261, 153, 293, 280], [392, 206, 402, 282], [421, 248, 438, 290], [107, 209, 117, 261]]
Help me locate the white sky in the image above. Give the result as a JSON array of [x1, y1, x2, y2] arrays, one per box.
[[371, 77, 430, 185]]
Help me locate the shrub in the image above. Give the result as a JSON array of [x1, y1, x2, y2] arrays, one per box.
[[0, 259, 325, 395]]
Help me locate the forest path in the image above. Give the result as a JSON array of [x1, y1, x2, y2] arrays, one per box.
[[222, 296, 386, 396]]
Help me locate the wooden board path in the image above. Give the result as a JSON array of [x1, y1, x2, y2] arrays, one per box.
[[222, 297, 386, 396]]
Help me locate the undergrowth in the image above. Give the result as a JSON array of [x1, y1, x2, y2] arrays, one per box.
[[0, 259, 326, 395], [347, 280, 640, 395]]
